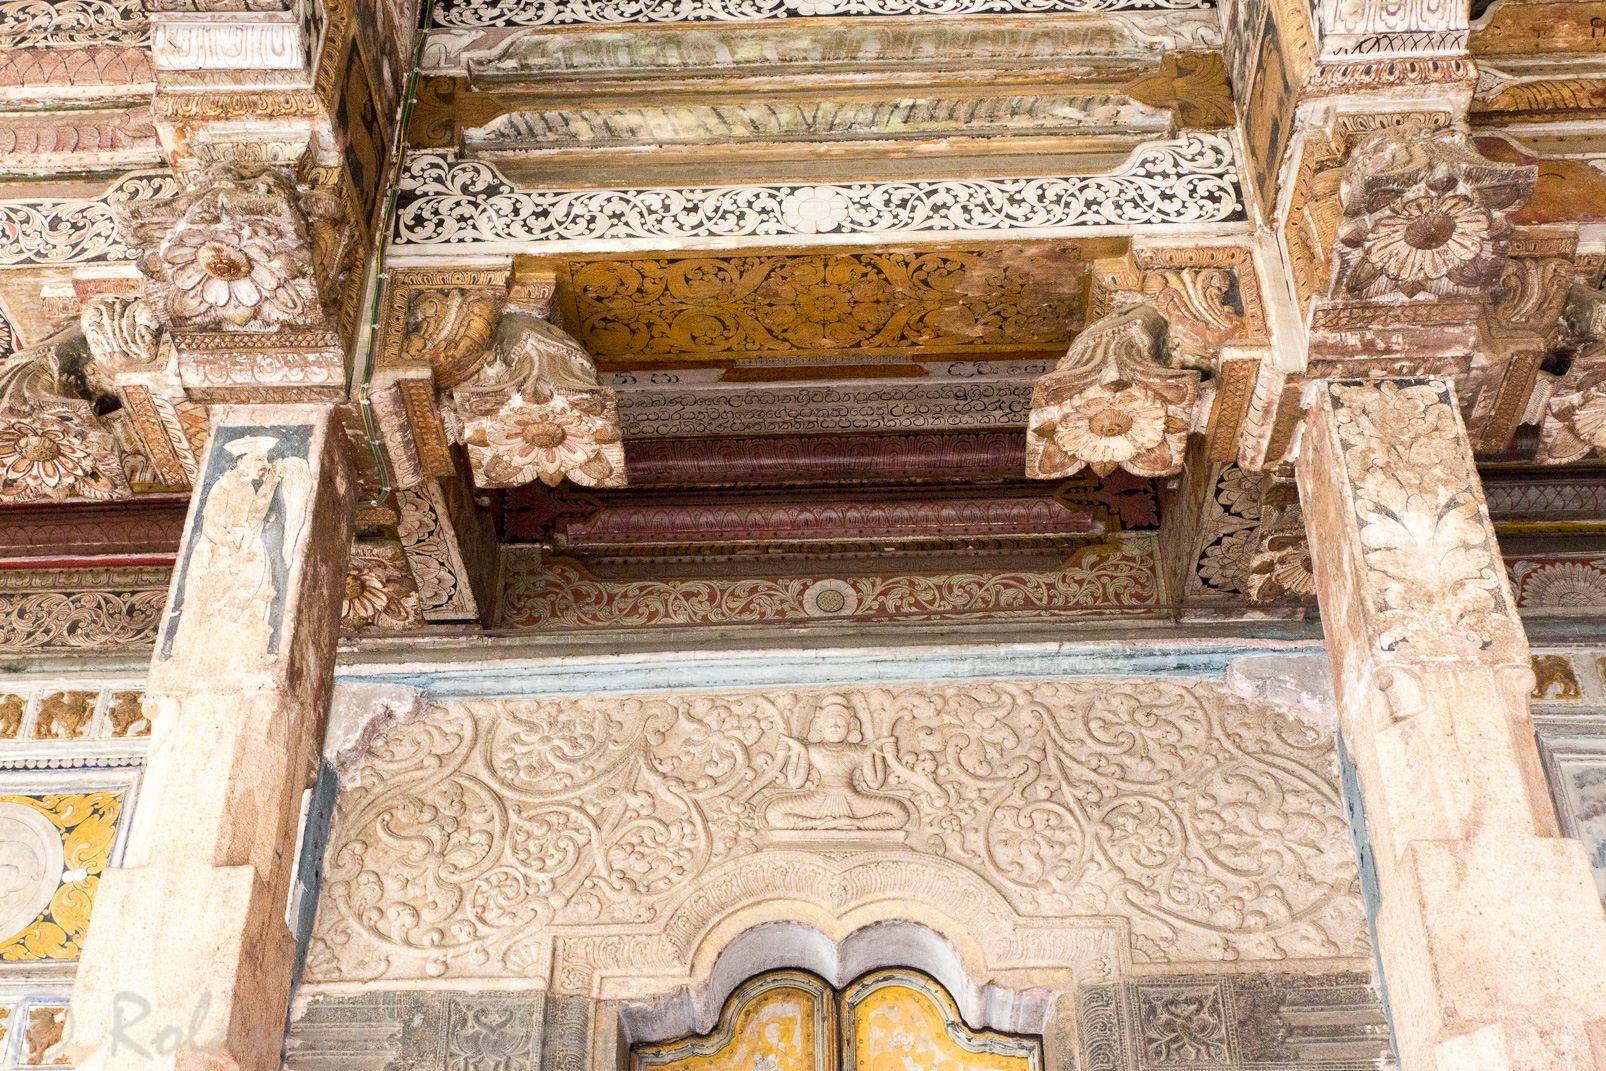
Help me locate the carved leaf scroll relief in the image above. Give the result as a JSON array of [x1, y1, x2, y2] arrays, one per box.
[[1322, 379, 1524, 658], [304, 679, 1368, 986], [1025, 304, 1204, 479]]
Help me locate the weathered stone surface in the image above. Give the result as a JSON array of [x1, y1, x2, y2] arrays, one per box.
[[67, 405, 355, 1071], [1299, 378, 1606, 1071]]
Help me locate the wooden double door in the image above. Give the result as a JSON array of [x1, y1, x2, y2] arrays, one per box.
[[632, 970, 1042, 1071]]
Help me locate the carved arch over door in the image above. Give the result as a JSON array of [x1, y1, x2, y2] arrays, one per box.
[[633, 969, 1042, 1071]]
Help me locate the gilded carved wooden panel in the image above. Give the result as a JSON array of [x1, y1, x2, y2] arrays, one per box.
[[843, 973, 1040, 1071], [635, 973, 834, 1071], [543, 243, 1127, 370]]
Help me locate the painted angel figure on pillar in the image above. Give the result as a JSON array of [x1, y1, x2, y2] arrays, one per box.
[[161, 430, 311, 661], [762, 696, 913, 834]]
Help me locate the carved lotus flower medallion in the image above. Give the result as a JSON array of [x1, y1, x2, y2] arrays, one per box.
[[343, 566, 391, 624], [1362, 194, 1490, 286], [779, 186, 852, 234], [477, 400, 624, 488], [0, 407, 127, 502], [1036, 384, 1169, 477], [0, 414, 94, 491], [162, 226, 308, 330]]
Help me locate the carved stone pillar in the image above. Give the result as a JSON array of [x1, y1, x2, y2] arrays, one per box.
[[1298, 377, 1606, 1070], [66, 405, 354, 1071]]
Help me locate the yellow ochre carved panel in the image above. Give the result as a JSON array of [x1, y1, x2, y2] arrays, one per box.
[[635, 971, 1039, 1071], [845, 973, 1040, 1071], [553, 244, 1125, 369], [634, 973, 834, 1071], [0, 792, 122, 961]]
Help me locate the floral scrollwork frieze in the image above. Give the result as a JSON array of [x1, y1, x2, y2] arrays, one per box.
[[431, 0, 1212, 28], [393, 136, 1246, 250], [0, 171, 177, 267], [304, 678, 1367, 986], [1025, 303, 1205, 479]]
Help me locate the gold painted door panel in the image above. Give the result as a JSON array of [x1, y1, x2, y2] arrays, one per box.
[[633, 969, 1040, 1071]]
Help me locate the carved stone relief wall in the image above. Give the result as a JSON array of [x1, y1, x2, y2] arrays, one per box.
[[303, 677, 1369, 990], [1077, 972, 1390, 1070], [285, 969, 1393, 1071]]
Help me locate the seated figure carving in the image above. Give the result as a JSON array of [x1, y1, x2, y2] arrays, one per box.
[[763, 697, 911, 833]]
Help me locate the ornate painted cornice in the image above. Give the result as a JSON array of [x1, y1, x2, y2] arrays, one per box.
[[0, 171, 177, 267], [427, 13, 1224, 76]]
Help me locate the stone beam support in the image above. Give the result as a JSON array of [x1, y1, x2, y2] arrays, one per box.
[[1298, 377, 1606, 1070], [67, 404, 354, 1071]]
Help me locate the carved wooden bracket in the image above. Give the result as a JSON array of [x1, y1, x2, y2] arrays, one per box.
[[1535, 284, 1606, 464], [0, 320, 133, 503], [1089, 245, 1275, 471], [80, 295, 207, 488], [108, 163, 350, 403], [1025, 303, 1205, 480], [366, 265, 512, 488], [446, 294, 626, 490]]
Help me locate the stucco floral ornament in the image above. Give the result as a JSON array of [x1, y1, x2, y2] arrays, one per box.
[[0, 322, 131, 503], [448, 308, 626, 489], [1025, 303, 1203, 479], [340, 540, 425, 632], [115, 164, 338, 333], [1331, 127, 1535, 302], [779, 185, 853, 234]]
